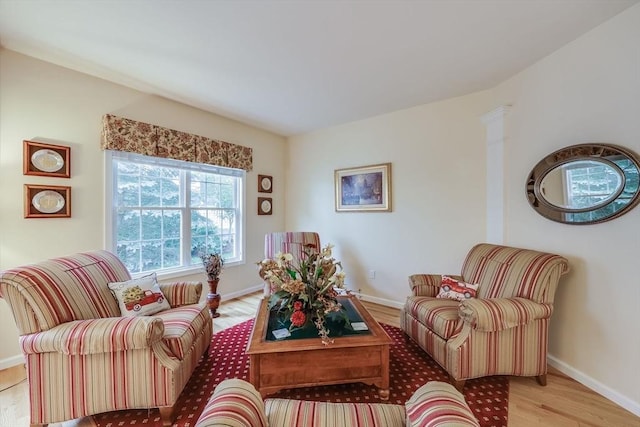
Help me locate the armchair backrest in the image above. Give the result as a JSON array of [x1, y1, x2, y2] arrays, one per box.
[[461, 243, 569, 304], [0, 250, 130, 335], [264, 232, 321, 262]]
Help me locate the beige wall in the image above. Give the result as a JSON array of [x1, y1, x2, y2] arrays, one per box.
[[286, 91, 491, 305], [489, 4, 640, 413], [0, 49, 286, 366], [285, 4, 640, 416]]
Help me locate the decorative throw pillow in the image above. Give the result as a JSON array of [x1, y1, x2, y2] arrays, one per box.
[[437, 276, 479, 301], [108, 273, 170, 317]]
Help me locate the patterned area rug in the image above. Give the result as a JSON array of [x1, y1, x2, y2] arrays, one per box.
[[94, 320, 508, 426]]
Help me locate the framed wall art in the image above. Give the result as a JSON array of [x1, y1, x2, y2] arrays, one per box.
[[258, 174, 273, 193], [335, 163, 392, 212], [23, 140, 71, 178], [258, 197, 273, 215], [24, 184, 71, 218]]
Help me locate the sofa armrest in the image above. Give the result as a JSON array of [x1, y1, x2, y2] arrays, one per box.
[[409, 274, 462, 297], [406, 381, 479, 426], [405, 381, 480, 427], [20, 316, 165, 355], [459, 297, 553, 332], [159, 281, 202, 307], [195, 379, 267, 427]]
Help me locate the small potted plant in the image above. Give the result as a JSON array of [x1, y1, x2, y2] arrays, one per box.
[[201, 252, 224, 282], [200, 251, 224, 318]]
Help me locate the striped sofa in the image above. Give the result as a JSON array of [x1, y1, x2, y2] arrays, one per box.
[[194, 378, 480, 426], [401, 243, 569, 391], [0, 250, 212, 427]]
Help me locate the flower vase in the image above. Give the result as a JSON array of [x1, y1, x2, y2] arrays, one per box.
[[207, 279, 221, 318]]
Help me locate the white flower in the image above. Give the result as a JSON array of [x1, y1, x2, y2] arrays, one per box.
[[321, 243, 334, 258], [331, 271, 346, 287], [274, 251, 293, 267]]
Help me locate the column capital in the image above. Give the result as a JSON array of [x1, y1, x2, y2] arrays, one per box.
[[481, 105, 511, 125]]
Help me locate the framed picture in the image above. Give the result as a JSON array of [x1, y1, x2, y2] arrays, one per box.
[[335, 163, 392, 212], [23, 140, 71, 178], [258, 174, 273, 193], [258, 197, 273, 215], [24, 184, 71, 218]]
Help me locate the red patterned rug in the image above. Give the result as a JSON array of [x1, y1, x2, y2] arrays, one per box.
[[94, 320, 508, 426]]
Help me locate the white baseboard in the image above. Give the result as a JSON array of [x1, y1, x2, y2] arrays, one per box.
[[548, 355, 640, 417], [223, 284, 264, 301], [355, 292, 404, 310], [0, 354, 24, 370]]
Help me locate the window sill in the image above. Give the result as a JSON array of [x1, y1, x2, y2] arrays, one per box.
[[131, 260, 245, 282]]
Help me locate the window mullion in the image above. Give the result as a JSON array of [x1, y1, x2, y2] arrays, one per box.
[[183, 170, 191, 266]]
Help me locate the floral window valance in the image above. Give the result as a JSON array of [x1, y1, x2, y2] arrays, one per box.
[[101, 114, 253, 171]]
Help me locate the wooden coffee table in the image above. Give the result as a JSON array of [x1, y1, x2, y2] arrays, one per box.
[[246, 295, 392, 399]]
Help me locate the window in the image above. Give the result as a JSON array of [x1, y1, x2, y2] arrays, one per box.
[[107, 151, 244, 275]]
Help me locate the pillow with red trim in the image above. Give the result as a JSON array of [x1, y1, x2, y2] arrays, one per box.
[[437, 276, 479, 301], [108, 272, 170, 317]]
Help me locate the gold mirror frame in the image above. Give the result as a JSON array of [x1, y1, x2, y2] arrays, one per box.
[[526, 143, 640, 225]]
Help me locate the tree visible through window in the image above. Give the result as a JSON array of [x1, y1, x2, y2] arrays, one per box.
[[109, 152, 244, 274], [564, 158, 639, 222]]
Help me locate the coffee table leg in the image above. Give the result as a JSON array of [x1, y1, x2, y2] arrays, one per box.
[[379, 344, 390, 400], [379, 388, 390, 401], [249, 355, 260, 392]]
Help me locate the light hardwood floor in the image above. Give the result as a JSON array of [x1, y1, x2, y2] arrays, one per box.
[[1, 292, 638, 427]]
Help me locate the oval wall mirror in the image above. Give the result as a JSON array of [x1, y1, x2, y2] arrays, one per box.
[[526, 143, 640, 225]]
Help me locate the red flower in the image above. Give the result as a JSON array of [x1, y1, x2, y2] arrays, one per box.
[[290, 310, 306, 327], [293, 301, 303, 311]]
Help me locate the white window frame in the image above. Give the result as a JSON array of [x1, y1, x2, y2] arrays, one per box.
[[105, 151, 246, 280]]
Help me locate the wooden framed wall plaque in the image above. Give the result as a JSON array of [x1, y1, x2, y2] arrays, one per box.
[[258, 197, 272, 215], [24, 140, 71, 178], [258, 175, 273, 193], [25, 184, 71, 218]]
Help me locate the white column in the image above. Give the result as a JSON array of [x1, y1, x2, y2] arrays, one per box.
[[481, 106, 510, 245]]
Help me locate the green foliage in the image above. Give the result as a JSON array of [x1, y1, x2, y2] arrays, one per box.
[[115, 160, 239, 273]]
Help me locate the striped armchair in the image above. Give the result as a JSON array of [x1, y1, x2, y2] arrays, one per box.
[[401, 243, 569, 391], [0, 250, 212, 427], [195, 378, 479, 426]]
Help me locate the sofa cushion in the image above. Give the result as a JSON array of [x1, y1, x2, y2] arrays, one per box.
[[264, 398, 406, 427], [405, 296, 462, 340], [108, 273, 170, 317], [154, 303, 210, 360]]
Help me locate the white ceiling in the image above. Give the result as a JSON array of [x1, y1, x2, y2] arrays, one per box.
[[0, 0, 637, 136]]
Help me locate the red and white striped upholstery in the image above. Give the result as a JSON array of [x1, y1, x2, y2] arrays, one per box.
[[0, 250, 212, 426], [196, 379, 268, 427], [264, 399, 406, 426], [264, 231, 321, 261], [195, 379, 478, 427], [401, 243, 569, 389], [406, 381, 479, 426]]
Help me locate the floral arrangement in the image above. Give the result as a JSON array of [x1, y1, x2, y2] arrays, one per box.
[[200, 251, 224, 281], [258, 243, 348, 345]]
